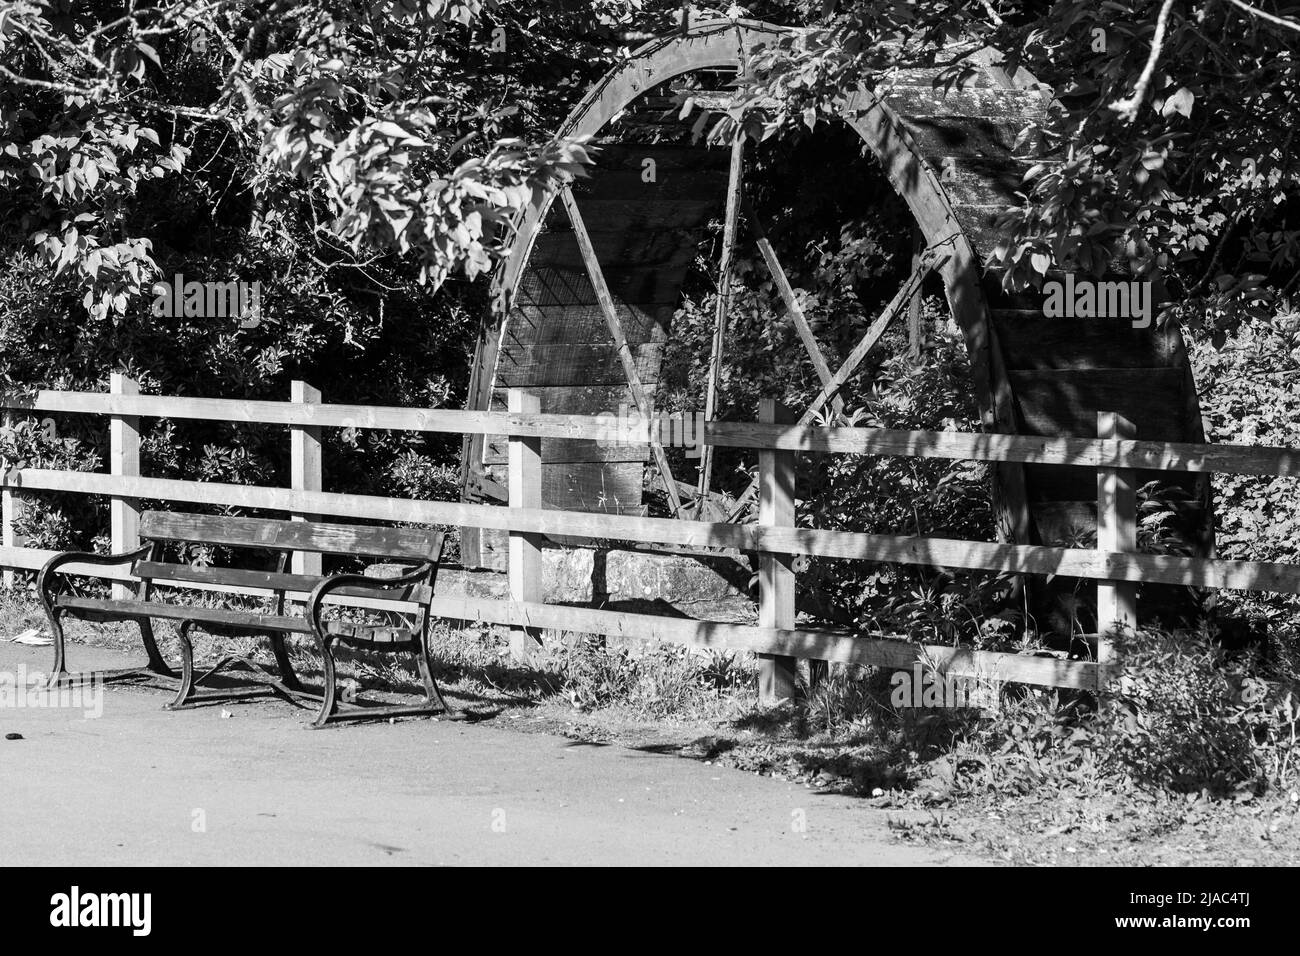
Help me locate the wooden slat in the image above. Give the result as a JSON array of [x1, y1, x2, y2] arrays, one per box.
[[515, 264, 689, 307], [132, 561, 433, 603], [56, 596, 313, 632], [5, 396, 1299, 476], [504, 303, 671, 347], [10, 472, 1299, 593], [138, 512, 443, 560], [494, 343, 663, 388], [0, 545, 425, 614], [430, 594, 1104, 691]]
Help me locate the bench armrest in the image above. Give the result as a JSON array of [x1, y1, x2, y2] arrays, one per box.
[[305, 561, 436, 635], [36, 544, 152, 606]]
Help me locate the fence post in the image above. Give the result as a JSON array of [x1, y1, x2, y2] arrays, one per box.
[[508, 389, 543, 662], [290, 381, 323, 575], [758, 398, 798, 703], [109, 373, 140, 599], [1096, 410, 1137, 687]]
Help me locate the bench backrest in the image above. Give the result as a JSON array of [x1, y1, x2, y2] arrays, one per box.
[[138, 512, 444, 563]]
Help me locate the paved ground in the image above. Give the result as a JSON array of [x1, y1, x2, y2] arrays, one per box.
[[0, 642, 979, 866]]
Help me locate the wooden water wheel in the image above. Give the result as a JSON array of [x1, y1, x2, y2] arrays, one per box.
[[459, 17, 1212, 613]]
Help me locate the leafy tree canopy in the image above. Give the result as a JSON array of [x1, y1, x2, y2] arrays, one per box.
[[726, 0, 1300, 339], [0, 0, 636, 322]]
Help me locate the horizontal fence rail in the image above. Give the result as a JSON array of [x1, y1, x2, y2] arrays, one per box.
[[2, 382, 1298, 696], [2, 469, 1299, 594], [4, 388, 1299, 477]]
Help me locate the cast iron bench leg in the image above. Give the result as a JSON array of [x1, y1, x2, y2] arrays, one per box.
[[139, 618, 174, 677], [45, 607, 173, 690], [312, 633, 340, 729], [414, 635, 450, 715], [165, 621, 197, 710], [310, 633, 453, 729], [269, 634, 302, 692], [47, 607, 67, 689]]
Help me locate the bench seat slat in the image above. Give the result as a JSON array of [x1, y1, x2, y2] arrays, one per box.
[[132, 561, 433, 604], [138, 512, 443, 561], [54, 596, 314, 633]]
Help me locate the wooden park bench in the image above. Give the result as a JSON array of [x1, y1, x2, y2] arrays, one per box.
[[36, 511, 451, 727]]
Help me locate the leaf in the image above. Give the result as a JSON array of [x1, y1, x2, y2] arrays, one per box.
[[1162, 87, 1194, 118], [136, 42, 161, 68]]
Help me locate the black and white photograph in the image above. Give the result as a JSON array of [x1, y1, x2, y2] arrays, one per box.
[[0, 0, 1295, 901]]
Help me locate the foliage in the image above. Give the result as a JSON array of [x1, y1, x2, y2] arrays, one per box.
[[798, 322, 1018, 641], [725, 0, 1300, 339], [554, 636, 749, 717], [0, 0, 600, 315], [917, 626, 1300, 800], [1189, 303, 1300, 620], [0, 1, 685, 556]]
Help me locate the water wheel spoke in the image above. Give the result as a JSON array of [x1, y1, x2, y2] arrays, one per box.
[[695, 130, 746, 517], [560, 187, 684, 517]]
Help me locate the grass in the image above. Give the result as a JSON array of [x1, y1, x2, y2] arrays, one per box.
[[5, 582, 1299, 865]]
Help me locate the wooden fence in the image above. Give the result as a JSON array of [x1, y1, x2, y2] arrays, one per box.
[[2, 379, 1299, 697]]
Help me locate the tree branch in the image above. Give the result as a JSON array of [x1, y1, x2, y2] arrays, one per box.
[[1223, 0, 1300, 34], [1110, 0, 1178, 122], [0, 65, 96, 97]]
